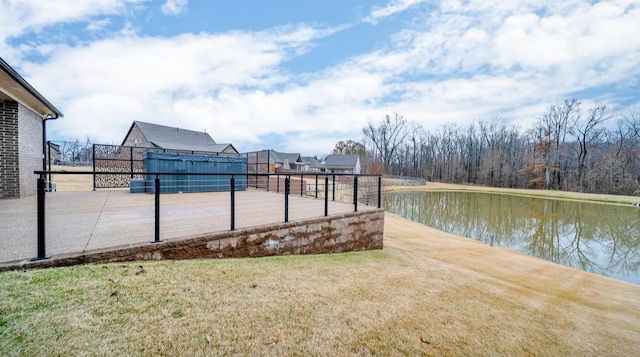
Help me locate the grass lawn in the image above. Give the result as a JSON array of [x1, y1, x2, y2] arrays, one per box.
[[2, 182, 639, 355]]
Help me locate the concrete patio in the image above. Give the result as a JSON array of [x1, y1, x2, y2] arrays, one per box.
[[0, 188, 378, 266]]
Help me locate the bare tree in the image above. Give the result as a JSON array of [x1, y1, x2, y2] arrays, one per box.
[[59, 136, 93, 165], [570, 105, 609, 191], [362, 114, 408, 174], [396, 121, 424, 177], [357, 102, 640, 195], [530, 99, 580, 188]]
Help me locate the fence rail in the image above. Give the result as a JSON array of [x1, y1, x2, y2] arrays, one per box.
[[32, 171, 382, 261]]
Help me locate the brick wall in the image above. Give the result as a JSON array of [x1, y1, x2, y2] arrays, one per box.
[[18, 103, 43, 198], [122, 124, 151, 147], [0, 101, 20, 198]]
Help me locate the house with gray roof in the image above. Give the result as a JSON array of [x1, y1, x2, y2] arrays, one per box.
[[122, 121, 238, 155], [323, 154, 361, 174], [1, 57, 63, 198], [301, 156, 323, 172], [267, 150, 304, 171]]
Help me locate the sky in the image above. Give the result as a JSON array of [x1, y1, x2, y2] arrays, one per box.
[[2, 0, 640, 156]]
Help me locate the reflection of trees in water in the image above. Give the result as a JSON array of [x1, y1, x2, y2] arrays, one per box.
[[383, 191, 640, 280], [599, 213, 640, 276]]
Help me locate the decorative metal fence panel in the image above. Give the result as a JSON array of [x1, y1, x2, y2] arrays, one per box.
[[245, 150, 271, 189], [93, 145, 142, 188], [93, 144, 241, 189]]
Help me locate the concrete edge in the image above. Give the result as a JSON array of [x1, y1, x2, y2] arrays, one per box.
[[0, 209, 385, 272]]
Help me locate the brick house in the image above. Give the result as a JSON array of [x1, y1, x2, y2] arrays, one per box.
[[122, 121, 238, 155], [0, 57, 63, 199]]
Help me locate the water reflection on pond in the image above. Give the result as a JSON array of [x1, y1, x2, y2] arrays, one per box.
[[384, 191, 640, 285]]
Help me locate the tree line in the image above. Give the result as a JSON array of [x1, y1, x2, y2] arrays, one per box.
[[347, 100, 640, 195]]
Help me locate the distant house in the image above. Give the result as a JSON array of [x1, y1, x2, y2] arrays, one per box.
[[323, 154, 361, 174], [1, 57, 63, 199], [301, 156, 323, 172], [266, 150, 304, 171], [122, 121, 238, 155], [47, 142, 61, 164]]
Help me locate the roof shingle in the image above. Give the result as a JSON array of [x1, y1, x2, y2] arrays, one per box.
[[133, 121, 222, 152], [324, 154, 359, 168]]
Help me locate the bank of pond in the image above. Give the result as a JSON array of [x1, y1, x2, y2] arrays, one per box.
[[383, 191, 640, 285]]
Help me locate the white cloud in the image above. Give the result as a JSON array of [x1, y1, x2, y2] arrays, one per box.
[[22, 25, 351, 150], [364, 0, 427, 24], [0, 0, 147, 39], [359, 1, 640, 108], [86, 18, 112, 32], [0, 0, 148, 63], [160, 0, 187, 16]]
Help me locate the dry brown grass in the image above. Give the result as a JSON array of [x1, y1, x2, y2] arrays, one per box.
[[383, 212, 640, 355], [50, 164, 93, 191]]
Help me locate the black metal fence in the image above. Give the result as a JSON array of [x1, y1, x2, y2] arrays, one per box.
[[31, 170, 382, 261]]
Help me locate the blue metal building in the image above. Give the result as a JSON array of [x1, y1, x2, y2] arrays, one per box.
[[143, 152, 247, 193]]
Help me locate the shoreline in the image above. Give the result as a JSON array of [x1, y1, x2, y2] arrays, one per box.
[[385, 181, 640, 205]]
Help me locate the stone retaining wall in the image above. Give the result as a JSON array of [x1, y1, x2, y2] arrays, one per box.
[[2, 209, 384, 270]]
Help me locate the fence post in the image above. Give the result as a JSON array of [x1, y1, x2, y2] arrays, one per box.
[[266, 170, 270, 192], [377, 175, 382, 209], [332, 175, 336, 201], [260, 151, 265, 189], [300, 174, 304, 196], [230, 176, 236, 231], [130, 146, 134, 178], [153, 175, 162, 243], [33, 175, 50, 261], [354, 176, 358, 212], [324, 176, 329, 217], [315, 175, 318, 198], [277, 174, 280, 193], [47, 141, 52, 184], [284, 177, 290, 223], [92, 144, 96, 191]]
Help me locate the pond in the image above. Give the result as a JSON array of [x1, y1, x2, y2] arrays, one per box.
[[383, 191, 640, 285]]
